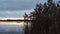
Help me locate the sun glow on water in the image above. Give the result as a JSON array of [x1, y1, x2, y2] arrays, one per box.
[[0, 21, 31, 26], [0, 18, 31, 26], [0, 22, 24, 26]]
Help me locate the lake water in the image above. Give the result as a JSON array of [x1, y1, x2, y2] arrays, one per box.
[[0, 21, 31, 34]]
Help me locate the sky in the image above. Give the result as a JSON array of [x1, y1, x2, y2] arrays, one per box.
[[0, 0, 59, 18]]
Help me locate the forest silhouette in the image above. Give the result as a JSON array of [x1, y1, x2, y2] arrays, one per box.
[[24, 0, 60, 34]]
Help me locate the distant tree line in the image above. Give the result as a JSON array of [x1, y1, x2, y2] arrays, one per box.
[[24, 0, 60, 34]]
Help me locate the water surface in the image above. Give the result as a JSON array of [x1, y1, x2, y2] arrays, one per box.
[[0, 21, 26, 34]]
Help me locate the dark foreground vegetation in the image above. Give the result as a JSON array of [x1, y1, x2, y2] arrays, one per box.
[[24, 0, 60, 34]]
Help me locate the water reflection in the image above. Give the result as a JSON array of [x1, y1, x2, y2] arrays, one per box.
[[0, 21, 31, 34]]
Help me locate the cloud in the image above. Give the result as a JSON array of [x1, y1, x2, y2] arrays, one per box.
[[0, 0, 47, 17], [0, 10, 33, 18], [0, 0, 47, 10]]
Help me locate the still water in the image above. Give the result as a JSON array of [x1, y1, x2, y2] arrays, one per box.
[[0, 21, 31, 34]]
